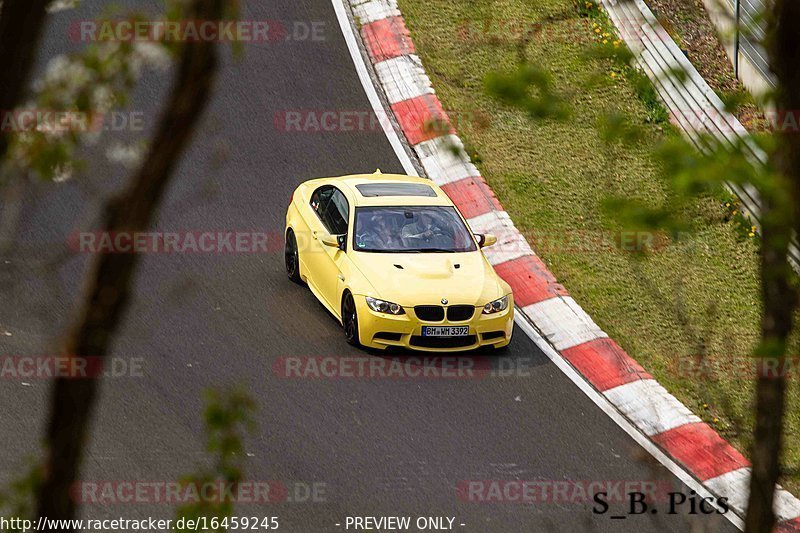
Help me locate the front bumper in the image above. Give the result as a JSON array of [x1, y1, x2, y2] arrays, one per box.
[[354, 295, 514, 352]]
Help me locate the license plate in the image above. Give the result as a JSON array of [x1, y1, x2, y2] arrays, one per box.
[[422, 326, 469, 337]]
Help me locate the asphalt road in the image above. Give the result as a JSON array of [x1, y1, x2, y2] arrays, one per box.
[[0, 1, 736, 531]]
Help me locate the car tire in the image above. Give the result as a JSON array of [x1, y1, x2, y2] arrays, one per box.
[[285, 229, 303, 284], [342, 293, 361, 347]]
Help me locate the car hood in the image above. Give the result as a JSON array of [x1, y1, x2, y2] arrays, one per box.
[[351, 250, 507, 306]]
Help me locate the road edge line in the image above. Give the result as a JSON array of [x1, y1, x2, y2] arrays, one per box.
[[514, 312, 744, 529], [329, 0, 419, 176], [331, 0, 800, 529]]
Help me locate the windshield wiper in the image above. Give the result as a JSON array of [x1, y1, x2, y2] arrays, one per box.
[[404, 248, 456, 253]]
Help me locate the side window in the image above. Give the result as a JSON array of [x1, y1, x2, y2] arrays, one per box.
[[310, 186, 333, 215], [310, 185, 349, 235], [324, 189, 349, 235]]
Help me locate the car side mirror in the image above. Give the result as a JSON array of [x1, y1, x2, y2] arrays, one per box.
[[476, 233, 497, 248], [320, 234, 340, 248]]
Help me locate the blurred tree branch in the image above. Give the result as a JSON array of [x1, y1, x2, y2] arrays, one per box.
[[0, 0, 51, 161], [486, 3, 800, 530], [174, 388, 256, 532], [34, 0, 225, 527], [745, 1, 800, 531]]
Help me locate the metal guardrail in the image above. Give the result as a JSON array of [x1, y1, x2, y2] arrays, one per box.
[[603, 0, 800, 270], [726, 0, 776, 86]]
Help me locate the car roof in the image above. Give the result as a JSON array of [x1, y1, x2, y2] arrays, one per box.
[[321, 172, 454, 207]]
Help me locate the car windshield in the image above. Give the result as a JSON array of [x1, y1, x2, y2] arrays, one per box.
[[353, 206, 477, 253]]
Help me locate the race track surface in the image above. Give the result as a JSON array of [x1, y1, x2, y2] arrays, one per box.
[[0, 1, 736, 531]]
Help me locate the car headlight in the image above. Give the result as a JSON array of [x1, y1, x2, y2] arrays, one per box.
[[482, 295, 509, 315], [366, 297, 405, 315]]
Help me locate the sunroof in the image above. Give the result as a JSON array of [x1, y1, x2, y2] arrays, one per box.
[[356, 183, 437, 197]]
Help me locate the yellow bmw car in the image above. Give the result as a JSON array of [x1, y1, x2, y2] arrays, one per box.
[[284, 172, 514, 351]]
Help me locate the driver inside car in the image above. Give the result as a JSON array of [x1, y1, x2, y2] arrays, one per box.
[[401, 211, 450, 246], [361, 214, 401, 250]]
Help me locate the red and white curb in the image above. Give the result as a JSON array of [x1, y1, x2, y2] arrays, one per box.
[[338, 0, 800, 528]]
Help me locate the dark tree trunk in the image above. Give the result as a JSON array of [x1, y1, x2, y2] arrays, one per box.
[[745, 1, 800, 531], [0, 0, 51, 161], [34, 0, 224, 528]]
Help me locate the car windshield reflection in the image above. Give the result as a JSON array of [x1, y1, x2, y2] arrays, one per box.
[[353, 206, 477, 253]]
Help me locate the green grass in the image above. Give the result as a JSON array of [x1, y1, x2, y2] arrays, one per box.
[[399, 0, 799, 493]]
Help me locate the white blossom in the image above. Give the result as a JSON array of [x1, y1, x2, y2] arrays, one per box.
[[106, 142, 145, 168], [134, 42, 172, 72], [52, 162, 74, 183]]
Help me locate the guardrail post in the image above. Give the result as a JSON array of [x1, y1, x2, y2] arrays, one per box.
[[733, 0, 741, 78]]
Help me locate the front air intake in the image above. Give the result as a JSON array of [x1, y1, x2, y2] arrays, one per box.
[[447, 305, 475, 322], [414, 305, 445, 322]]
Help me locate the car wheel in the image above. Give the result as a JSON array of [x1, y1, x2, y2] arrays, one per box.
[[285, 229, 302, 284], [342, 293, 361, 347]]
